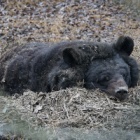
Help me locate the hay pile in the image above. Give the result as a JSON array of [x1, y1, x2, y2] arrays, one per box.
[[10, 87, 140, 130]]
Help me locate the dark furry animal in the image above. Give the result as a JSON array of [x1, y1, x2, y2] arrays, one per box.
[[0, 36, 139, 100], [85, 36, 139, 100]]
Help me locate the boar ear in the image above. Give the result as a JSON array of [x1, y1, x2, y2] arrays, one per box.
[[114, 36, 134, 56], [63, 48, 82, 66]]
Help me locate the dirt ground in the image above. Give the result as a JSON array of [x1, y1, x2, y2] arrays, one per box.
[[0, 0, 140, 139]]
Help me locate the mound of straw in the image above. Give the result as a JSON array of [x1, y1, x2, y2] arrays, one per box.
[[9, 87, 140, 131]]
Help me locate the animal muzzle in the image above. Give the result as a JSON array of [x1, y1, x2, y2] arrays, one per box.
[[115, 86, 128, 100], [107, 77, 129, 101]]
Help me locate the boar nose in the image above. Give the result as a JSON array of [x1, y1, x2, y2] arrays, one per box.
[[115, 87, 128, 94], [115, 86, 128, 100]]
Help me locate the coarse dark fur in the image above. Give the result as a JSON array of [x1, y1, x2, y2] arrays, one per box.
[[85, 36, 139, 100], [0, 36, 139, 100], [0, 41, 113, 93]]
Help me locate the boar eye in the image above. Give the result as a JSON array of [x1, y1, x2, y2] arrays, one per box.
[[122, 73, 126, 78], [54, 75, 59, 84], [98, 76, 110, 83], [120, 69, 127, 79], [102, 76, 110, 81]]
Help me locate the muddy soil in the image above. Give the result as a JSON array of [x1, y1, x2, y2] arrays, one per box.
[[0, 0, 140, 139]]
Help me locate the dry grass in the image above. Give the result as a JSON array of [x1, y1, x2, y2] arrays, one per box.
[[0, 86, 139, 139], [8, 87, 140, 130], [0, 0, 139, 50]]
